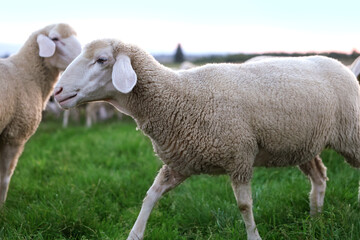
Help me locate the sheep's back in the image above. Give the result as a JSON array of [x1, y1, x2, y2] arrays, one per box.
[[176, 56, 358, 167]]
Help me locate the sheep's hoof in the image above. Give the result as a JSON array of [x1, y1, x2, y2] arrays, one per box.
[[247, 229, 262, 240], [127, 231, 142, 240], [248, 235, 262, 240]]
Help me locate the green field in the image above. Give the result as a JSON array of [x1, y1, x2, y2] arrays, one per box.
[[0, 118, 359, 239]]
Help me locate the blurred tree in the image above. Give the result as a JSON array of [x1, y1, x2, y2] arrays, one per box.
[[351, 49, 359, 58], [174, 43, 184, 63]]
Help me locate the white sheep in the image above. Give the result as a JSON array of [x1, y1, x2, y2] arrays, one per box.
[[44, 97, 63, 118], [62, 108, 82, 128], [178, 61, 197, 70], [244, 55, 276, 63], [61, 102, 122, 128], [178, 57, 328, 215], [85, 102, 123, 127], [54, 39, 359, 240], [0, 23, 81, 206], [178, 56, 328, 217]]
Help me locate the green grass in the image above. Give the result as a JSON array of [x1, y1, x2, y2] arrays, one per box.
[[0, 119, 359, 239]]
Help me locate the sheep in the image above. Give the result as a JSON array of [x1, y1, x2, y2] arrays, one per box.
[[178, 56, 328, 214], [181, 56, 328, 216], [84, 102, 122, 127], [44, 97, 63, 118], [178, 61, 197, 70], [244, 55, 276, 63], [179, 57, 328, 213], [0, 23, 81, 206], [61, 102, 122, 128], [54, 39, 359, 240], [62, 108, 82, 127]]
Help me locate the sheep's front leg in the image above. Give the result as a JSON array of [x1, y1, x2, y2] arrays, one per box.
[[298, 155, 328, 215], [127, 165, 187, 240], [231, 181, 261, 240], [0, 142, 24, 206]]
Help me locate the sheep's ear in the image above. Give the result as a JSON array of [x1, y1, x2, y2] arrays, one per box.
[[37, 34, 56, 57], [112, 54, 137, 94]]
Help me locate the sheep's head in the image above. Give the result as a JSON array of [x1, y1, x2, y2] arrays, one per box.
[[37, 23, 82, 71], [54, 39, 137, 109]]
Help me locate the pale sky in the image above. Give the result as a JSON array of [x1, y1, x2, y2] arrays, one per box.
[[1, 0, 360, 55]]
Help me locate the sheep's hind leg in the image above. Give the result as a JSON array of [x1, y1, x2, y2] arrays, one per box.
[[298, 155, 328, 215], [231, 181, 261, 240], [334, 145, 360, 204], [0, 142, 25, 206], [127, 165, 187, 240]]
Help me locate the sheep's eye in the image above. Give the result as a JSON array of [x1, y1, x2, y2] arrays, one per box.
[[52, 37, 59, 41], [96, 58, 107, 64]]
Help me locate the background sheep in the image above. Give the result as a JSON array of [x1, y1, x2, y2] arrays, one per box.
[[60, 102, 123, 128], [54, 39, 359, 240], [350, 56, 360, 81], [85, 102, 123, 127], [0, 23, 81, 206], [244, 55, 276, 63], [348, 56, 360, 202], [178, 61, 197, 70], [62, 108, 81, 128], [44, 96, 63, 118]]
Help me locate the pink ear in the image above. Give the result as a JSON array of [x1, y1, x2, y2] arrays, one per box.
[[112, 55, 137, 93], [37, 34, 56, 57]]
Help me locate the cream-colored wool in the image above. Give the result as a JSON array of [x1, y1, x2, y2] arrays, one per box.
[[0, 23, 81, 205], [55, 39, 359, 240]]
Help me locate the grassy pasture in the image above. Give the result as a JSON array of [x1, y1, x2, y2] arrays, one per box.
[[0, 119, 359, 239]]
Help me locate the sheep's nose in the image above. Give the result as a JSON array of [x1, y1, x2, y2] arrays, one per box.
[[54, 87, 63, 96]]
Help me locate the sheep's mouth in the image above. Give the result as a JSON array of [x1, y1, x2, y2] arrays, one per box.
[[57, 93, 78, 105]]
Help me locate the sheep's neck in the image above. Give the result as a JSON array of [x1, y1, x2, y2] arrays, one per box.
[[129, 73, 194, 158], [128, 53, 177, 123]]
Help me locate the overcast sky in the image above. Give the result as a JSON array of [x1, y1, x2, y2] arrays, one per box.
[[1, 0, 360, 55]]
